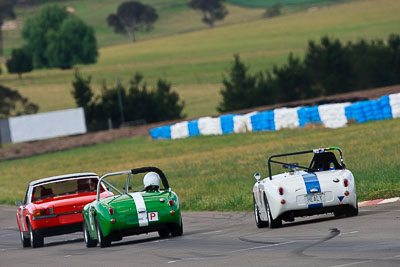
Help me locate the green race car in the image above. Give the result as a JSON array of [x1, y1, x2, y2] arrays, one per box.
[[82, 167, 183, 248]]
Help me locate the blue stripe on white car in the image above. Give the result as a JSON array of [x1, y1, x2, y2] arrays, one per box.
[[302, 173, 323, 208]]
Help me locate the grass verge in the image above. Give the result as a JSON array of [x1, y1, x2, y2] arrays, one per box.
[[0, 118, 398, 211]]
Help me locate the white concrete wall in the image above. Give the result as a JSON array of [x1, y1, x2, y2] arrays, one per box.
[[9, 108, 87, 143]]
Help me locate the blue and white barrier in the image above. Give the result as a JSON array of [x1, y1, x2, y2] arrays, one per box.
[[234, 111, 256, 133], [319, 103, 350, 128], [149, 93, 400, 140]]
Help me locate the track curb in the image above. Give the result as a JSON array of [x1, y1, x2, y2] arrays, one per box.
[[358, 197, 400, 207]]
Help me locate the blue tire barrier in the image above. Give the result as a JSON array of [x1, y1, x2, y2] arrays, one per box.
[[149, 93, 400, 140]]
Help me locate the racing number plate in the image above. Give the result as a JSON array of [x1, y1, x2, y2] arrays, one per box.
[[305, 193, 325, 205], [148, 212, 159, 222]]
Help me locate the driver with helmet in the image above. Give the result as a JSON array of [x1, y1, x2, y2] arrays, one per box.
[[143, 172, 161, 192]]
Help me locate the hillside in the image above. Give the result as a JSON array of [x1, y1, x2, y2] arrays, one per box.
[[2, 0, 266, 55], [1, 0, 400, 118], [226, 0, 343, 8]]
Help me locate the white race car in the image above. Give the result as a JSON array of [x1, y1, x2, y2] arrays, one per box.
[[253, 147, 358, 228]]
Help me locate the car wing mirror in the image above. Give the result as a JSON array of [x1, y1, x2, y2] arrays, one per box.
[[254, 173, 261, 181], [15, 201, 22, 206]]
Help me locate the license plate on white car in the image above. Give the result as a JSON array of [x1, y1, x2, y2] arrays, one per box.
[[305, 193, 325, 205]]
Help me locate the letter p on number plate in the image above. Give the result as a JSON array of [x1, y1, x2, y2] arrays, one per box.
[[148, 212, 159, 222]]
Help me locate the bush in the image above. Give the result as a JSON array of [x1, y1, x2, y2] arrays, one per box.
[[262, 3, 282, 18], [72, 72, 185, 130], [0, 84, 39, 118], [6, 48, 33, 79]]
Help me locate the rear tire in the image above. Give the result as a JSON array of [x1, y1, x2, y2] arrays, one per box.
[[265, 195, 282, 229], [346, 200, 359, 217], [158, 229, 170, 238], [170, 218, 183, 237], [254, 196, 268, 228], [96, 217, 111, 248], [83, 220, 98, 247], [19, 228, 30, 248], [29, 222, 43, 248]]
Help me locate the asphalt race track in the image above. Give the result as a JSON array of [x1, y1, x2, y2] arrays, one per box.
[[1, 201, 399, 267]]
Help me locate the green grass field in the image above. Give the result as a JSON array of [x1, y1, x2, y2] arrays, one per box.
[[1, 0, 399, 118], [1, 118, 399, 210], [226, 0, 339, 8]]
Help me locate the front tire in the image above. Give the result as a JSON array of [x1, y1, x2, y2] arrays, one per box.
[[29, 222, 44, 248], [254, 196, 268, 228], [265, 195, 282, 229], [19, 229, 30, 248], [96, 217, 111, 248], [83, 220, 97, 247]]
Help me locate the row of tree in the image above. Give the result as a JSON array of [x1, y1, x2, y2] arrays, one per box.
[[71, 71, 185, 130], [218, 34, 400, 112]]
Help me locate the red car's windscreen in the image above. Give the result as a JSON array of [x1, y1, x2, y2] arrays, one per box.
[[32, 178, 101, 201]]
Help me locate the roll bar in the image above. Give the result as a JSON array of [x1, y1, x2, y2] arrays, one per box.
[[267, 147, 345, 180], [96, 167, 170, 200]]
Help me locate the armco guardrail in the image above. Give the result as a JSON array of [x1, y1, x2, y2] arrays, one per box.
[[150, 93, 400, 140]]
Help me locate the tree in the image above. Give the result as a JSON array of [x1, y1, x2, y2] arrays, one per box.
[[0, 0, 17, 57], [0, 84, 38, 118], [189, 0, 228, 28], [305, 36, 353, 95], [22, 5, 98, 69], [45, 16, 98, 69], [268, 53, 313, 103], [262, 3, 282, 18], [107, 1, 158, 42], [6, 48, 33, 79], [71, 69, 93, 110], [218, 55, 259, 112]]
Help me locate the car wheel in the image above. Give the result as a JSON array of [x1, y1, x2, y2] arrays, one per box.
[[170, 218, 183, 237], [29, 222, 43, 248], [254, 196, 268, 228], [345, 200, 359, 217], [19, 228, 30, 248], [83, 220, 98, 247], [96, 217, 111, 248], [333, 211, 344, 217], [265, 195, 282, 229], [158, 229, 170, 238]]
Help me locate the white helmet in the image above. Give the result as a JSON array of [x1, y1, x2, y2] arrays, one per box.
[[143, 172, 161, 190]]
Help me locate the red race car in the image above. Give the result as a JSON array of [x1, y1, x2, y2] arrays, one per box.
[[16, 173, 113, 248]]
